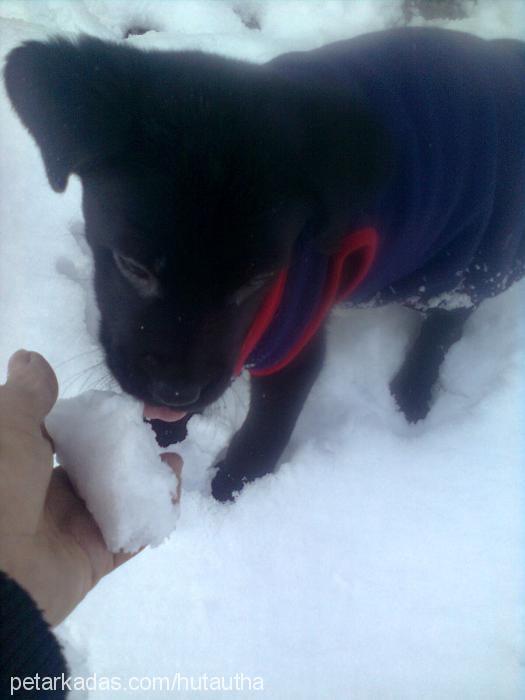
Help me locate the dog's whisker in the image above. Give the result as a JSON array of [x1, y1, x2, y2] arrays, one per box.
[[55, 347, 101, 370], [77, 364, 107, 394], [62, 360, 107, 395], [84, 375, 111, 393]]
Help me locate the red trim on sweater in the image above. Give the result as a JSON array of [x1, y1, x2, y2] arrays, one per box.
[[234, 227, 379, 377], [233, 269, 288, 376]]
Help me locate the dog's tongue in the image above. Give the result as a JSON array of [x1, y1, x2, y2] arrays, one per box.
[[143, 404, 187, 422]]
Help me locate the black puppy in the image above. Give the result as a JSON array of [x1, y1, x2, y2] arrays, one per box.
[[5, 28, 525, 501]]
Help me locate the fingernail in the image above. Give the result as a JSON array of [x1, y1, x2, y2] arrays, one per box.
[[8, 349, 31, 375]]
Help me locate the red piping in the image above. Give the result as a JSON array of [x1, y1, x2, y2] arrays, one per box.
[[233, 268, 288, 376], [234, 227, 379, 377]]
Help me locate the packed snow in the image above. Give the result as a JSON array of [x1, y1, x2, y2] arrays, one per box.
[[0, 1, 524, 698], [45, 391, 180, 553]]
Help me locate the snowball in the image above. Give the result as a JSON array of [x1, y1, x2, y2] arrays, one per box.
[[45, 390, 180, 553]]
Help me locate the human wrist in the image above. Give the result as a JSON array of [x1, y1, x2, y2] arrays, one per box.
[[0, 533, 86, 626]]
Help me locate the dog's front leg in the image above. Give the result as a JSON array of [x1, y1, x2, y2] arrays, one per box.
[[212, 330, 326, 502], [390, 306, 472, 422]]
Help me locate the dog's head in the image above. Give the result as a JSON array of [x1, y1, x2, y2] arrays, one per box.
[[4, 36, 388, 412]]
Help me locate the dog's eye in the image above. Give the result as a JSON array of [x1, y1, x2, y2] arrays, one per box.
[[114, 253, 150, 280], [231, 273, 274, 306], [113, 252, 158, 296]]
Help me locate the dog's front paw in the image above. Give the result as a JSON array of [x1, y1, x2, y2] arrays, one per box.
[[211, 465, 246, 503], [390, 371, 433, 423]]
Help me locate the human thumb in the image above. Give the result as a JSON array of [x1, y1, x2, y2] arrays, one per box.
[[4, 350, 59, 425], [0, 351, 59, 533]]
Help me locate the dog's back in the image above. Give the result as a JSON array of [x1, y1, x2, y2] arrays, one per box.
[[268, 27, 525, 311]]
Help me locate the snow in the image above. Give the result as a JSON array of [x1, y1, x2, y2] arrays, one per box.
[[0, 1, 524, 698], [45, 391, 180, 553]]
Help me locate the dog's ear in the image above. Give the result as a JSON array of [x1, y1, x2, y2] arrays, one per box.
[[298, 92, 393, 252], [3, 36, 138, 192]]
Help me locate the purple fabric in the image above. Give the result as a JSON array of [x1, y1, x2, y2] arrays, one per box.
[[268, 28, 525, 310], [248, 28, 525, 373], [247, 235, 328, 371]]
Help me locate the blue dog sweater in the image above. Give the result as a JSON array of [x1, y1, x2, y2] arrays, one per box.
[[240, 28, 525, 376]]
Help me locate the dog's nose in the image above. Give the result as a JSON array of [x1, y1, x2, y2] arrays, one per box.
[[149, 379, 201, 408], [141, 353, 202, 407]]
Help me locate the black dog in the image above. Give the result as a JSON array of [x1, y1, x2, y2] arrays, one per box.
[[5, 27, 524, 501]]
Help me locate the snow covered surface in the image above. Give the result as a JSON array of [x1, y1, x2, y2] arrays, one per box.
[[45, 391, 180, 553], [0, 1, 524, 698]]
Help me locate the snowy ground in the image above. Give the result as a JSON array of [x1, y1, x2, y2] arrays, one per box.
[[1, 1, 524, 698]]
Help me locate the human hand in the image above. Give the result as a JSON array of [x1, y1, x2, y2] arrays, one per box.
[[0, 350, 182, 626]]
